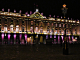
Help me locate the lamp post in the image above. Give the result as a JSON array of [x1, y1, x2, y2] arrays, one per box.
[[61, 4, 68, 55]]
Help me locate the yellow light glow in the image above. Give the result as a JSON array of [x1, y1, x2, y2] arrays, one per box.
[[63, 4, 66, 8]]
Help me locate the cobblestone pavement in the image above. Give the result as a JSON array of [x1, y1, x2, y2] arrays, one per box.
[[0, 44, 80, 60]]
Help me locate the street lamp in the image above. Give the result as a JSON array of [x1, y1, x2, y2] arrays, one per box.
[[61, 4, 68, 55]]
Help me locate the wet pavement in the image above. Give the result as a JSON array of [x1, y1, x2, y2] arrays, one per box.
[[0, 44, 80, 60]]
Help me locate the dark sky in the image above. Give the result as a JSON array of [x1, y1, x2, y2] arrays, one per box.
[[0, 0, 80, 20]]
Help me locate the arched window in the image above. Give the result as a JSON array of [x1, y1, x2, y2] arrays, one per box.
[[10, 25, 13, 33], [16, 25, 19, 33]]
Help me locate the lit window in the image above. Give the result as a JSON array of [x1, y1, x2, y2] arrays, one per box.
[[59, 24, 61, 27], [31, 21, 33, 25], [10, 25, 13, 33], [40, 27, 43, 33], [16, 25, 19, 33], [56, 24, 57, 27], [63, 24, 65, 27], [35, 27, 38, 33], [30, 27, 33, 33], [4, 27, 7, 32]]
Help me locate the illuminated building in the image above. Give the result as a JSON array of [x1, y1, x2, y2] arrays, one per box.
[[0, 8, 80, 44]]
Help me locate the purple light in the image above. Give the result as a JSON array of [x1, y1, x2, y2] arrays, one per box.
[[27, 14, 30, 16], [50, 35, 52, 38], [14, 34, 16, 40], [57, 16, 59, 18], [61, 16, 62, 19], [61, 36, 63, 40], [46, 35, 48, 39], [14, 9, 16, 13], [19, 10, 22, 13], [53, 15, 55, 18], [58, 36, 60, 41], [25, 12, 28, 15], [2, 33, 4, 40], [8, 34, 10, 40], [69, 36, 70, 40], [49, 15, 51, 17], [41, 13, 43, 16], [54, 35, 56, 38], [68, 17, 69, 20], [21, 39, 24, 44], [71, 18, 72, 20], [30, 11, 32, 15], [72, 36, 74, 41], [2, 8, 4, 11], [25, 34, 27, 41], [8, 9, 10, 12], [20, 34, 22, 41]]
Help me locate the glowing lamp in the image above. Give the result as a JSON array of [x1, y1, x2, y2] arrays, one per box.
[[63, 4, 66, 8]]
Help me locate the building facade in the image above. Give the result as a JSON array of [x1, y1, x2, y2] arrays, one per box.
[[0, 9, 80, 35]]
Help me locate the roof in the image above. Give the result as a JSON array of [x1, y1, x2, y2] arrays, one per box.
[[30, 12, 45, 19]]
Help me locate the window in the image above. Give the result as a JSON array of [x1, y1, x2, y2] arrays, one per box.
[[11, 20, 13, 24], [63, 24, 65, 27], [30, 26, 33, 32], [22, 21, 24, 24], [10, 25, 13, 33], [66, 30, 68, 34], [4, 27, 7, 32], [75, 29, 77, 34], [59, 24, 61, 27], [17, 20, 19, 24], [5, 19, 7, 24], [31, 21, 33, 25], [40, 27, 43, 33], [59, 30, 61, 34], [56, 24, 57, 27], [47, 26, 50, 33], [16, 25, 19, 33], [22, 27, 24, 32], [51, 28, 54, 33], [35, 27, 38, 33]]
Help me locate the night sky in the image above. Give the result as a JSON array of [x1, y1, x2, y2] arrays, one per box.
[[0, 0, 80, 20]]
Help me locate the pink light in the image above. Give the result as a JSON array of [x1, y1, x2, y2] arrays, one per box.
[[71, 18, 72, 20], [8, 9, 10, 12], [72, 36, 73, 41], [53, 15, 55, 18], [50, 35, 52, 38], [19, 10, 22, 13], [25, 12, 28, 15], [14, 34, 16, 40], [25, 34, 27, 41], [69, 36, 70, 40], [8, 34, 10, 40], [61, 16, 62, 19], [57, 16, 59, 18], [14, 9, 16, 13], [2, 8, 4, 11], [61, 36, 63, 40], [30, 11, 32, 15], [41, 13, 43, 16], [58, 36, 60, 41], [49, 15, 51, 17], [20, 34, 22, 41], [68, 17, 69, 20], [2, 33, 4, 40]]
